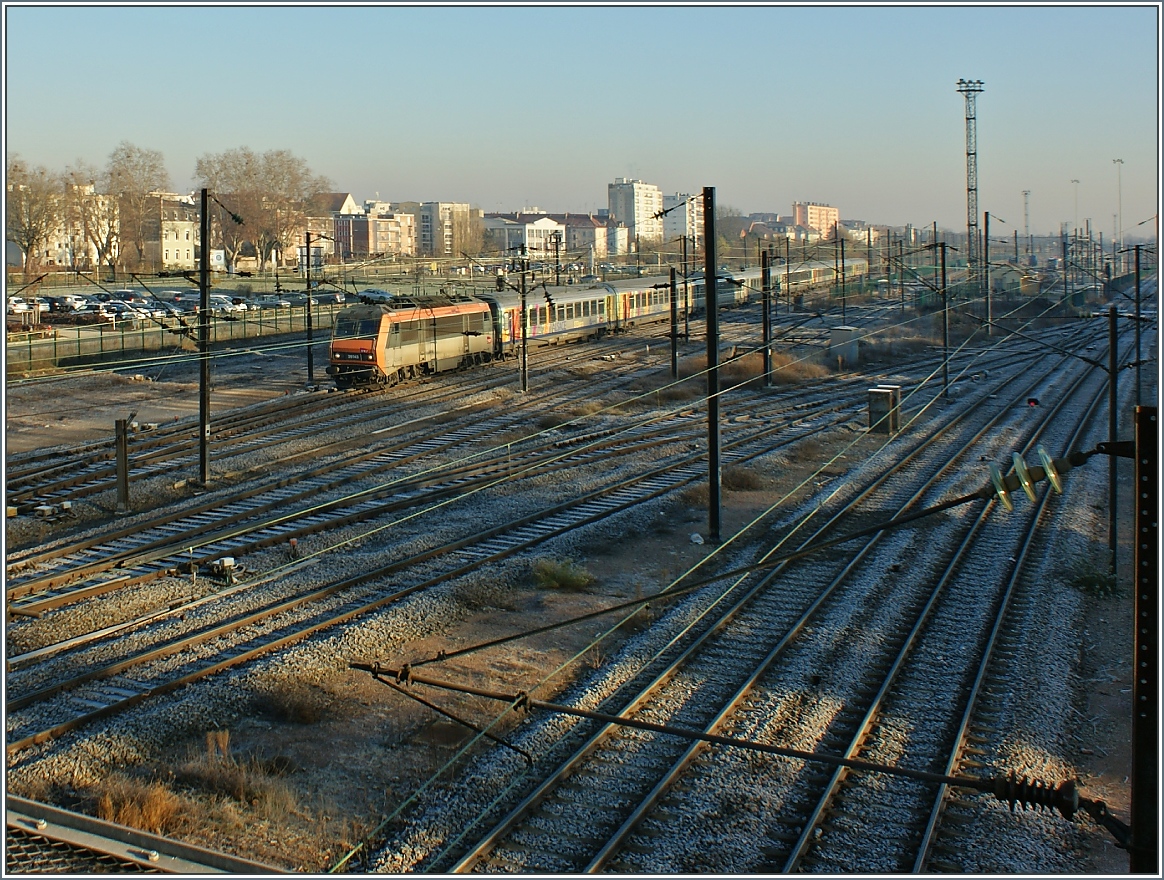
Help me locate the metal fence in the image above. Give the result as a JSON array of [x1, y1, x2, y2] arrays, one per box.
[[5, 304, 341, 375]]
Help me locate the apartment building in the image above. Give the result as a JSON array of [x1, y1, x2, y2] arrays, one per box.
[[792, 201, 840, 238], [608, 178, 663, 245], [398, 202, 482, 257], [43, 183, 117, 271], [559, 214, 611, 259], [334, 209, 417, 259], [482, 213, 565, 257], [144, 193, 199, 271], [662, 193, 703, 250]]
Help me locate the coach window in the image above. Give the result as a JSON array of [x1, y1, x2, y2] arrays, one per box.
[[598, 300, 605, 315]]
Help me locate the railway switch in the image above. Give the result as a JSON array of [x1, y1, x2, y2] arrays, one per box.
[[207, 557, 241, 585]]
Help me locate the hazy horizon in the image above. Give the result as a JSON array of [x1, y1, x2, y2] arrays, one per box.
[[5, 4, 1160, 239]]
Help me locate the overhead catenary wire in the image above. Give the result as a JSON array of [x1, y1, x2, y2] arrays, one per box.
[[323, 295, 1108, 870]]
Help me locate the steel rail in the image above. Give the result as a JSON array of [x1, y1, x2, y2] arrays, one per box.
[[5, 398, 848, 748], [909, 351, 1116, 872], [429, 347, 1081, 872], [4, 331, 644, 510]]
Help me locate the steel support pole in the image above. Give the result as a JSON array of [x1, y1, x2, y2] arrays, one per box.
[[984, 211, 993, 335], [115, 418, 129, 514], [305, 231, 314, 387], [899, 240, 905, 312], [1130, 406, 1158, 873], [840, 235, 846, 323], [761, 249, 771, 387], [941, 242, 949, 400], [682, 235, 690, 340], [199, 187, 210, 486], [1109, 304, 1118, 576], [670, 267, 678, 380], [1134, 245, 1141, 407], [520, 246, 528, 393], [785, 238, 791, 312], [703, 186, 721, 544]]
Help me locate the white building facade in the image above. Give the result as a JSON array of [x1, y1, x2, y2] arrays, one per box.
[[662, 192, 704, 250], [608, 178, 663, 246]]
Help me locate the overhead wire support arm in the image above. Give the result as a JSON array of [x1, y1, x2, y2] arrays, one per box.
[[349, 662, 1131, 847]]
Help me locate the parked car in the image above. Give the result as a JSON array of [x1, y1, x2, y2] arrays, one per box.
[[133, 301, 167, 319], [154, 301, 188, 318], [208, 294, 246, 314], [254, 295, 292, 308], [7, 296, 32, 313], [359, 289, 392, 303], [283, 293, 319, 306], [61, 293, 92, 310], [160, 290, 200, 313], [100, 301, 140, 320]]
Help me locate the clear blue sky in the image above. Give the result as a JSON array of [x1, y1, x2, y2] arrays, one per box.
[[5, 4, 1160, 237]]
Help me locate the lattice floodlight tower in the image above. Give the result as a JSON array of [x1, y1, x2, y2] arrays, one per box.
[[957, 79, 984, 294]]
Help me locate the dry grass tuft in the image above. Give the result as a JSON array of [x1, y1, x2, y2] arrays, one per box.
[[569, 400, 605, 417], [722, 465, 764, 491], [787, 438, 824, 463], [766, 351, 832, 384], [531, 558, 595, 591], [537, 411, 571, 430], [680, 482, 709, 506], [859, 331, 936, 362], [173, 749, 298, 820], [93, 773, 187, 835]]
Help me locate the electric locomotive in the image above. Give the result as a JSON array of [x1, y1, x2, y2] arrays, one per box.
[[327, 292, 496, 389]]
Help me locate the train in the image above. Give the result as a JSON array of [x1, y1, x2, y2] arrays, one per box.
[[326, 259, 867, 389]]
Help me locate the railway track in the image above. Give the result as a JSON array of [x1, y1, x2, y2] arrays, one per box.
[[351, 327, 1130, 873], [6, 358, 870, 615], [5, 305, 1092, 515], [7, 317, 1108, 739], [6, 289, 1149, 872], [4, 331, 659, 513], [5, 387, 859, 754]]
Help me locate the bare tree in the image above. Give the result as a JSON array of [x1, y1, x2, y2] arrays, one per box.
[[107, 141, 170, 270], [194, 147, 331, 273], [64, 160, 119, 277], [451, 207, 484, 257], [6, 154, 62, 279]]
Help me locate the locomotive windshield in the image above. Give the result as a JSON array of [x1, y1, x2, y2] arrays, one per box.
[[334, 317, 381, 339]]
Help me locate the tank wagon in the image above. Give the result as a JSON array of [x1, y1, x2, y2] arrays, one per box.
[[326, 262, 865, 389]]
